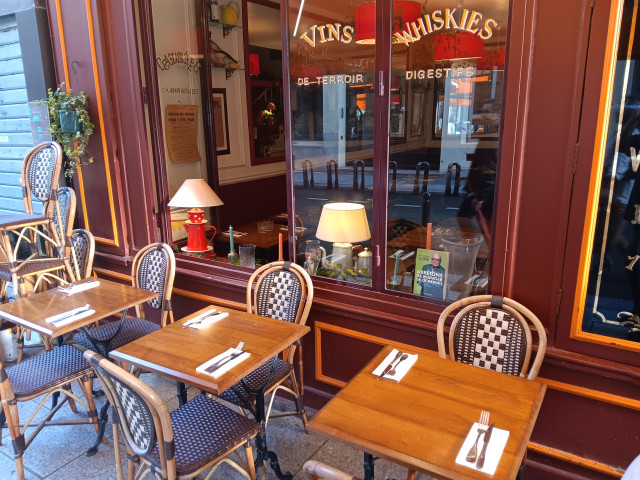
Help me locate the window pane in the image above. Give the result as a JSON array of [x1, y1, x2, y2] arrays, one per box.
[[289, 0, 374, 285], [386, 2, 508, 300], [582, 1, 640, 342]]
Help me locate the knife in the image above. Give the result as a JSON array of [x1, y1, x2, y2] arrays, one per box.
[[48, 305, 91, 324], [476, 422, 494, 469], [205, 350, 245, 373], [377, 350, 403, 380], [183, 309, 220, 328]]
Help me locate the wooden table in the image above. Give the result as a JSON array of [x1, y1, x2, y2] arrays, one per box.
[[111, 306, 310, 480], [219, 221, 290, 249], [0, 278, 156, 340], [307, 345, 546, 480]]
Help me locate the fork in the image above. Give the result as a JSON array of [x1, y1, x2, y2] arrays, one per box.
[[466, 410, 490, 462], [182, 309, 220, 328], [205, 342, 245, 373], [386, 353, 409, 377]]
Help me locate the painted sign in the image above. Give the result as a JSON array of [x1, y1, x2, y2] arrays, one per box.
[[156, 52, 201, 73]]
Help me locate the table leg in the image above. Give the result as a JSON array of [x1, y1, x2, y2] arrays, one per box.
[[363, 452, 376, 480], [80, 310, 128, 359], [177, 381, 187, 406], [86, 402, 110, 456], [242, 357, 292, 480]]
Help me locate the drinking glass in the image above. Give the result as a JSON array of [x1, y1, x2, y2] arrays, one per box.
[[257, 221, 270, 234], [239, 244, 256, 268], [304, 240, 322, 275]]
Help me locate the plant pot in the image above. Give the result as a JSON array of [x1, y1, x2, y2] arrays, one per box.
[[59, 109, 83, 134]]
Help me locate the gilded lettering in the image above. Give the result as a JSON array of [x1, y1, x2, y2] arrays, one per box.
[[432, 10, 444, 30], [411, 18, 428, 37], [327, 23, 341, 41], [444, 67, 451, 77], [479, 18, 497, 39], [406, 71, 414, 80], [459, 9, 469, 30], [444, 8, 458, 29], [423, 13, 433, 33], [356, 74, 363, 83], [466, 67, 475, 76], [394, 29, 417, 46], [466, 11, 482, 33], [300, 25, 316, 47], [318, 25, 328, 43], [342, 25, 354, 43]]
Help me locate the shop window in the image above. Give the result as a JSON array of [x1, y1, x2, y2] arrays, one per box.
[[573, 0, 640, 348], [288, 0, 509, 301]]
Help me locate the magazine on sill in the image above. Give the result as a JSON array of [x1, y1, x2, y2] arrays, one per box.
[[413, 249, 449, 300]]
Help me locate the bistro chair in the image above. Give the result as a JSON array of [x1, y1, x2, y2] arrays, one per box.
[[303, 460, 362, 480], [406, 294, 547, 480], [387, 218, 422, 241], [73, 242, 175, 356], [83, 349, 261, 480], [0, 345, 99, 480], [69, 228, 96, 280], [217, 261, 313, 430]]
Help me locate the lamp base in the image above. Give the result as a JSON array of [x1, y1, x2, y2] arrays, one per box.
[[181, 245, 214, 254]]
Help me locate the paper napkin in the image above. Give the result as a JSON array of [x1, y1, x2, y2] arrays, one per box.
[[183, 310, 229, 329], [45, 305, 96, 327], [58, 280, 100, 295], [196, 348, 251, 378], [371, 348, 418, 381], [455, 422, 510, 475]]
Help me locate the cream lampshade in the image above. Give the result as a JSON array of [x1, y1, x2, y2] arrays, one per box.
[[316, 203, 371, 270], [168, 179, 223, 253]]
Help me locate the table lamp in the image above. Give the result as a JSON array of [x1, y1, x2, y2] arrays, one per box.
[[316, 203, 371, 270], [168, 179, 224, 253]]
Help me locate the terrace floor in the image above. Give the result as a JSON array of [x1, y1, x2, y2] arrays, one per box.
[[1, 342, 435, 480]]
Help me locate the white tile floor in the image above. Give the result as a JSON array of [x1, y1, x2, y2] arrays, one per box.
[[1, 342, 435, 480]]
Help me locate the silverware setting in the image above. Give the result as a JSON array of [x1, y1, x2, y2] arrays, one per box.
[[466, 410, 490, 463], [50, 305, 92, 324], [205, 342, 245, 373], [378, 351, 409, 379], [377, 351, 402, 380], [182, 309, 221, 328], [476, 422, 494, 469]]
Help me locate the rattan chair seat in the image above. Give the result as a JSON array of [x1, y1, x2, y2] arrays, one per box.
[[148, 394, 261, 474], [0, 258, 65, 281], [0, 213, 49, 228], [6, 345, 92, 398], [73, 317, 159, 355], [218, 357, 291, 407]]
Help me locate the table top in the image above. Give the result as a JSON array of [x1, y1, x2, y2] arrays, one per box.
[[0, 279, 157, 338], [307, 345, 546, 480], [111, 306, 310, 395]]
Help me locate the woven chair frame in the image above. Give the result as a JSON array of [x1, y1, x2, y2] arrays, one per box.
[[0, 348, 99, 480], [70, 228, 95, 280], [386, 218, 423, 241], [131, 243, 176, 327], [84, 350, 257, 480], [436, 295, 547, 380], [21, 142, 63, 215], [303, 460, 362, 480], [244, 261, 313, 427], [52, 187, 76, 252]]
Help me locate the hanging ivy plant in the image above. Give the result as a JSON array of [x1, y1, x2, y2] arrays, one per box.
[[45, 83, 94, 177]]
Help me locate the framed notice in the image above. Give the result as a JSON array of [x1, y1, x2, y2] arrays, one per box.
[[165, 104, 202, 163], [212, 88, 230, 155], [413, 249, 449, 300]]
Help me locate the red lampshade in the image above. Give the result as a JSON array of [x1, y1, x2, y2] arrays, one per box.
[[355, 1, 421, 44], [477, 49, 506, 71], [249, 54, 260, 75], [434, 32, 484, 61]]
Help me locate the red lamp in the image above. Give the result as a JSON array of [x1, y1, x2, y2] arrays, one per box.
[[249, 53, 260, 75], [477, 49, 506, 71], [434, 31, 484, 61], [355, 1, 421, 44], [168, 179, 224, 253]]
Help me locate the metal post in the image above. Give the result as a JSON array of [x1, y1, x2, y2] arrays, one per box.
[[389, 160, 397, 193], [445, 162, 461, 197], [413, 161, 430, 194], [353, 159, 365, 190], [301, 160, 314, 188], [326, 160, 338, 190], [422, 192, 431, 225]]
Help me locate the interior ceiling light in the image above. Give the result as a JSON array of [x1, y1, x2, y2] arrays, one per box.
[[355, 1, 421, 44], [434, 31, 484, 61]]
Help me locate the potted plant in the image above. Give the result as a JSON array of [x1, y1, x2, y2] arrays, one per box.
[[45, 83, 94, 177]]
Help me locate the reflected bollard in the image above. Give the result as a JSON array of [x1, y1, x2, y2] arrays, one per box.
[[353, 159, 365, 191], [389, 160, 397, 193], [326, 160, 338, 190], [445, 162, 461, 197], [302, 160, 314, 188], [421, 191, 431, 225], [413, 161, 430, 194]]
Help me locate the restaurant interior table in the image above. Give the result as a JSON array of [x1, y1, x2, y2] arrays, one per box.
[[219, 221, 285, 249], [111, 305, 310, 480], [307, 344, 546, 480], [0, 278, 158, 455]]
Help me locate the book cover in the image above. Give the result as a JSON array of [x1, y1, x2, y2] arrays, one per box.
[[413, 249, 449, 299]]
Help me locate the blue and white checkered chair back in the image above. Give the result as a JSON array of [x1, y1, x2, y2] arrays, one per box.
[[52, 187, 75, 242], [28, 145, 59, 203], [255, 267, 303, 323], [133, 243, 175, 315], [70, 229, 94, 279], [452, 307, 528, 376]]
